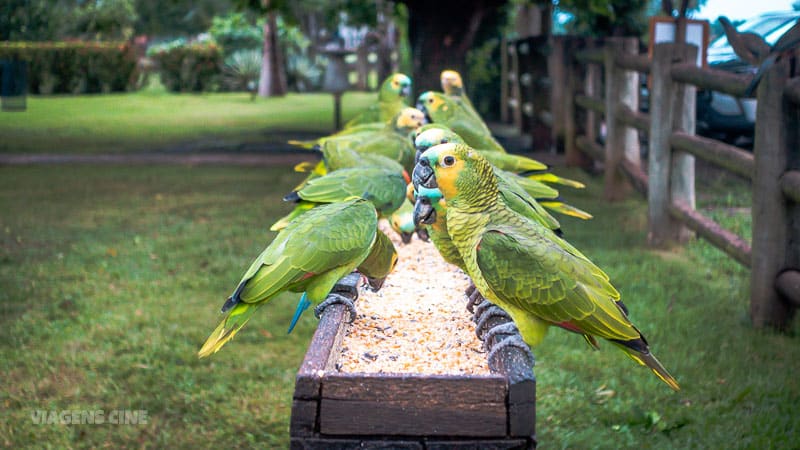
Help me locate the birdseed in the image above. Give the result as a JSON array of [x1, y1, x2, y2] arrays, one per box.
[[337, 221, 490, 375]]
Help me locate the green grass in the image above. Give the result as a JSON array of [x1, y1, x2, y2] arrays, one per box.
[[0, 162, 797, 448], [0, 87, 374, 154]]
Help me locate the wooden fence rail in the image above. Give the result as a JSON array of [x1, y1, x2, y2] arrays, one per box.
[[508, 35, 800, 330]]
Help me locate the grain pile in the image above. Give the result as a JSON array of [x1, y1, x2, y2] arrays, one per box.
[[337, 221, 490, 375]]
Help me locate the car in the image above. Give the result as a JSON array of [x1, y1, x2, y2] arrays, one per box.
[[697, 11, 800, 145]]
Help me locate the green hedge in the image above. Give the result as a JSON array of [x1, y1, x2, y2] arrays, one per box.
[[0, 41, 139, 94], [148, 42, 222, 93]]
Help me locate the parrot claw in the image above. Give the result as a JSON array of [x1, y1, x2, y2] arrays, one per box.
[[486, 334, 536, 374], [314, 293, 357, 323], [415, 227, 430, 242], [484, 322, 519, 348], [465, 284, 485, 313], [474, 304, 513, 341]]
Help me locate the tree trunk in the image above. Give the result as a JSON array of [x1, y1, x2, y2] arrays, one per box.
[[405, 0, 503, 95], [258, 11, 287, 97]]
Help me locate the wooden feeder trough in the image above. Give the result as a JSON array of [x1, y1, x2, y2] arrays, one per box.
[[289, 269, 537, 449]]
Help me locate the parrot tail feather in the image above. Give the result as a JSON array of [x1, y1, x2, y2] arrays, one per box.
[[287, 139, 317, 149], [610, 338, 680, 391], [198, 303, 261, 358], [539, 200, 593, 220], [524, 172, 586, 189]]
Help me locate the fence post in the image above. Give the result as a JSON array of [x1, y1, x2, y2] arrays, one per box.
[[500, 37, 509, 124], [584, 42, 600, 152], [550, 36, 566, 152], [603, 37, 640, 200], [750, 55, 797, 330], [647, 43, 696, 246]]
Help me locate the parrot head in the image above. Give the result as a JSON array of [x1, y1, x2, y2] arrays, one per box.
[[358, 230, 398, 291], [440, 70, 464, 97], [413, 125, 465, 165], [380, 73, 412, 101], [389, 201, 416, 244], [394, 107, 428, 133], [416, 91, 454, 123], [413, 185, 445, 227], [413, 143, 495, 201]]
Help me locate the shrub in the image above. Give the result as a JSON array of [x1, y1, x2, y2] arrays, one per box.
[[222, 49, 261, 95], [147, 40, 222, 92], [0, 41, 139, 94]]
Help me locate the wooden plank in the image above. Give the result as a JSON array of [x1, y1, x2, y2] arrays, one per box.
[[576, 135, 604, 161], [614, 52, 650, 74], [574, 94, 604, 114], [784, 77, 800, 105], [616, 104, 649, 133], [575, 48, 604, 64], [322, 373, 507, 402], [671, 46, 699, 246], [775, 270, 800, 307], [750, 54, 795, 330], [319, 373, 508, 437], [670, 63, 753, 98], [620, 158, 649, 198], [670, 131, 754, 179], [473, 301, 536, 438], [648, 43, 694, 247], [320, 398, 507, 437], [294, 273, 361, 399], [604, 37, 640, 201], [668, 200, 751, 267], [781, 170, 800, 204], [290, 399, 318, 437], [507, 379, 536, 438], [426, 439, 531, 450], [291, 438, 423, 450]]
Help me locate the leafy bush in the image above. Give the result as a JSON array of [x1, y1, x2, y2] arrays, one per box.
[[222, 49, 261, 95], [147, 39, 222, 92], [0, 41, 139, 94], [209, 13, 262, 56]]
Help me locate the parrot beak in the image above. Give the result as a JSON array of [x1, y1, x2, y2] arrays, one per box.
[[416, 227, 430, 242], [400, 231, 413, 244], [416, 101, 432, 123], [412, 158, 437, 189], [400, 85, 411, 98], [413, 196, 436, 226], [365, 275, 387, 291], [414, 148, 424, 165]]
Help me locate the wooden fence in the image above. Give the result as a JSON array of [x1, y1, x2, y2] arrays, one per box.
[[502, 35, 800, 330]]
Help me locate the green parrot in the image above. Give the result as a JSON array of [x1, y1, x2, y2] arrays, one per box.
[[413, 125, 591, 221], [413, 123, 547, 172], [288, 105, 424, 159], [412, 143, 680, 391], [440, 70, 483, 123], [272, 167, 407, 231], [389, 198, 429, 244], [199, 199, 398, 357], [416, 90, 506, 153], [290, 141, 406, 193], [344, 73, 413, 128], [287, 122, 386, 150]]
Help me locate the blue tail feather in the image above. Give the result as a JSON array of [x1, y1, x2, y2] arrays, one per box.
[[287, 293, 311, 334]]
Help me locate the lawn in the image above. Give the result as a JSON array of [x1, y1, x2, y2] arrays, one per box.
[[0, 86, 374, 154], [1, 159, 797, 448]]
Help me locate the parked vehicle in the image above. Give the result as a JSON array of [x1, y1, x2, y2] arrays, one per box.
[[697, 11, 800, 145]]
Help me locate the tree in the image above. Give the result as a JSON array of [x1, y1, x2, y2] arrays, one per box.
[[398, 0, 510, 94]]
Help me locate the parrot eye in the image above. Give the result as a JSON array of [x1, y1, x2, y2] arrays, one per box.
[[442, 155, 456, 167], [428, 98, 434, 103]]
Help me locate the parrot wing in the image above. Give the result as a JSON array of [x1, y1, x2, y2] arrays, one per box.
[[474, 226, 634, 342]]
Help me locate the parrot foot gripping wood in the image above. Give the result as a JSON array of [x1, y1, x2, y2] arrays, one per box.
[[290, 271, 537, 449]]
